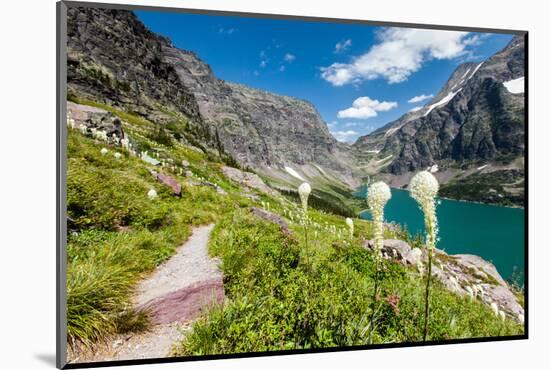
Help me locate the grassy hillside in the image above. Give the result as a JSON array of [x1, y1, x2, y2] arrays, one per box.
[[65, 102, 523, 352], [66, 116, 249, 347]]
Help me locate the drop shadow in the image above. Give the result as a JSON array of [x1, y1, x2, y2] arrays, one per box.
[[34, 353, 57, 367]]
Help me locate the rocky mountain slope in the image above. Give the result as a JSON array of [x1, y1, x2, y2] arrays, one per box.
[[66, 7, 361, 188], [353, 36, 525, 206]]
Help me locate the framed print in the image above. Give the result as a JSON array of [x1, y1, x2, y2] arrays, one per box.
[[56, 1, 527, 368]]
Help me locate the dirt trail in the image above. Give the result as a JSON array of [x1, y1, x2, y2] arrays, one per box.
[[69, 224, 223, 363]]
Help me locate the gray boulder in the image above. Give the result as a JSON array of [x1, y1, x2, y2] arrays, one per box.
[[67, 101, 125, 141]]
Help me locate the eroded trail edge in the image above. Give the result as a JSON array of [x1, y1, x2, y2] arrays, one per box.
[[71, 224, 223, 363]]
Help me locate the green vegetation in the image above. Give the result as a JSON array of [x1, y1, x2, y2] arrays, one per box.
[[66, 99, 523, 354], [175, 209, 522, 355], [278, 187, 356, 218], [439, 169, 524, 207], [66, 126, 245, 347]]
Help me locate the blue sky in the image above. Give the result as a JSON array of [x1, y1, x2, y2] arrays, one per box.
[[135, 10, 513, 144]]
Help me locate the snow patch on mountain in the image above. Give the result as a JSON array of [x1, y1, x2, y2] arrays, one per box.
[[424, 88, 462, 117], [468, 62, 484, 80], [284, 166, 306, 181], [460, 68, 471, 79], [503, 77, 525, 94]]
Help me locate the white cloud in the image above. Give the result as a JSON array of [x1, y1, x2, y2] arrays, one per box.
[[321, 28, 478, 86], [259, 51, 269, 68], [279, 65, 286, 72], [344, 122, 360, 127], [337, 96, 398, 119], [408, 94, 434, 103], [334, 39, 352, 53], [218, 26, 236, 35], [283, 53, 296, 63], [331, 130, 359, 143], [253, 70, 260, 76], [409, 106, 423, 113]]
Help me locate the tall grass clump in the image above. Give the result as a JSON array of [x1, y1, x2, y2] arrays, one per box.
[[409, 171, 439, 341]]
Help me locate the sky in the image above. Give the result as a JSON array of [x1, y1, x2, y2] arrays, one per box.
[[135, 10, 513, 144]]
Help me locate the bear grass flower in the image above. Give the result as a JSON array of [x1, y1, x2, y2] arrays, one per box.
[[147, 188, 158, 200], [366, 181, 391, 341], [367, 181, 391, 256], [409, 170, 439, 341], [410, 171, 439, 250], [100, 148, 108, 156], [297, 182, 312, 274], [345, 217, 354, 239], [298, 182, 311, 212]]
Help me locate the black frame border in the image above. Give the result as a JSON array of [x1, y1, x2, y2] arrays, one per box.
[[56, 1, 529, 369]]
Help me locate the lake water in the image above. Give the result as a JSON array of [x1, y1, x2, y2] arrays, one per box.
[[356, 187, 525, 284]]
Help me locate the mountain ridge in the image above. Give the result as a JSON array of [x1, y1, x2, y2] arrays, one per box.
[[66, 7, 362, 189], [352, 35, 525, 206]]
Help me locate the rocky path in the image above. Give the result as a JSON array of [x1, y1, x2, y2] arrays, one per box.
[[70, 224, 224, 363]]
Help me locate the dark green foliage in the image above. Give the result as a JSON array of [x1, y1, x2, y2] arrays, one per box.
[[82, 66, 112, 87], [279, 188, 355, 218], [147, 127, 173, 147], [439, 169, 524, 207]]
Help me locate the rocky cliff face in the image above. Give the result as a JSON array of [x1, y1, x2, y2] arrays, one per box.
[[355, 36, 525, 173], [67, 8, 201, 122], [353, 36, 525, 205], [66, 7, 361, 188]]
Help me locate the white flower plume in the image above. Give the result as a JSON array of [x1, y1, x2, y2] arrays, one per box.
[[409, 171, 439, 249], [147, 188, 158, 200], [298, 182, 312, 211], [367, 181, 392, 255], [345, 217, 354, 237], [410, 170, 439, 206], [367, 181, 392, 211]]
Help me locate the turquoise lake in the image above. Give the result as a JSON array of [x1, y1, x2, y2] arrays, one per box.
[[356, 187, 525, 284]]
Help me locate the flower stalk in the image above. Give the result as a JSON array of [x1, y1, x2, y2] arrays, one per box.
[[345, 217, 354, 239], [298, 182, 312, 272], [409, 171, 439, 341], [366, 181, 391, 342]]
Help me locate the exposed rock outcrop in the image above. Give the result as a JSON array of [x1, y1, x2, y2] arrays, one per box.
[[67, 101, 125, 141], [221, 166, 277, 196], [151, 171, 182, 196], [250, 207, 293, 238], [364, 239, 524, 323]]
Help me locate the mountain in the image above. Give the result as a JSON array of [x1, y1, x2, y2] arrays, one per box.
[[353, 36, 525, 206], [66, 7, 362, 188]]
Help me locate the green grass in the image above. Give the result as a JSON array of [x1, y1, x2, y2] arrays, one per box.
[[66, 129, 246, 347], [66, 99, 524, 354], [174, 209, 523, 355]]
